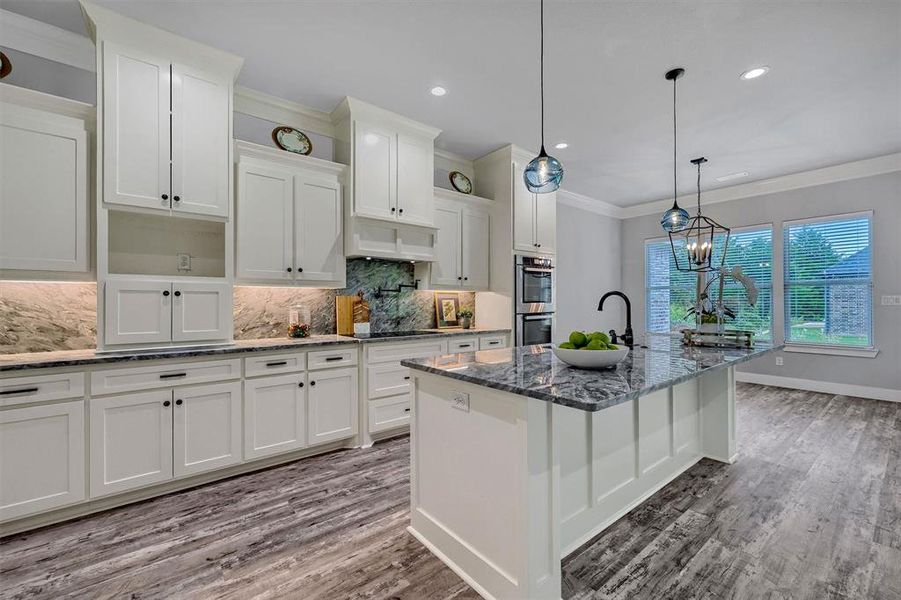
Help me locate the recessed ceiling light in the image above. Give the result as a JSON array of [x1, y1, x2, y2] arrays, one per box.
[[715, 171, 750, 182], [740, 66, 770, 80], [554, 142, 569, 149], [430, 86, 447, 97]]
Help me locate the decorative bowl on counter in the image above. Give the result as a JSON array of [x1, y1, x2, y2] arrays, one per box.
[[551, 344, 629, 369]]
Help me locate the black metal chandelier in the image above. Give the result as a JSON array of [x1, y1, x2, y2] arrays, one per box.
[[668, 157, 730, 272]]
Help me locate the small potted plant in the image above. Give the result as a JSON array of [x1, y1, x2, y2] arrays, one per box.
[[458, 309, 473, 329]]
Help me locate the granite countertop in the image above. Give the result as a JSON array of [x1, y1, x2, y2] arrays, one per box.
[[402, 334, 782, 412], [0, 329, 511, 372], [349, 328, 510, 344]]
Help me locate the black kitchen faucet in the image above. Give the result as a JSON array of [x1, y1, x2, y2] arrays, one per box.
[[598, 291, 634, 347]]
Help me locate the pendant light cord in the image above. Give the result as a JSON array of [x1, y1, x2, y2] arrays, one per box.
[[672, 75, 677, 210], [540, 0, 545, 151]]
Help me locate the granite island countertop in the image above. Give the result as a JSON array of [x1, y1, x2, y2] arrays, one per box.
[[0, 329, 511, 372], [402, 334, 781, 412]]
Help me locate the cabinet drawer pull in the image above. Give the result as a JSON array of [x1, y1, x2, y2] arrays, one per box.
[[404, 408, 411, 413], [266, 361, 288, 367], [159, 372, 187, 380], [0, 387, 38, 396], [489, 341, 500, 345], [325, 356, 343, 362], [403, 376, 411, 380], [458, 344, 471, 348]]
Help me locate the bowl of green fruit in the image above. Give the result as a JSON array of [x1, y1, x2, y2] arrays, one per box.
[[552, 330, 629, 369]]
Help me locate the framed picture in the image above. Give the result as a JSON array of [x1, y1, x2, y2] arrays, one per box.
[[434, 292, 461, 329]]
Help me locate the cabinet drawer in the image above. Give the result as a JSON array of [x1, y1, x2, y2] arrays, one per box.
[[90, 359, 241, 395], [367, 362, 411, 400], [366, 340, 448, 364], [479, 335, 508, 350], [308, 348, 358, 370], [368, 395, 411, 433], [0, 372, 85, 407], [448, 337, 478, 353], [245, 353, 306, 378]]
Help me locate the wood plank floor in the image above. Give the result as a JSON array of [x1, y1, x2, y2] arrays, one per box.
[[1, 384, 899, 599]]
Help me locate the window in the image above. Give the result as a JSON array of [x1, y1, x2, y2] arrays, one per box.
[[783, 213, 872, 348], [645, 226, 773, 338]]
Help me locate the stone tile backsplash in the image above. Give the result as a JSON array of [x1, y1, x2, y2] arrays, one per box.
[[1, 259, 475, 354]]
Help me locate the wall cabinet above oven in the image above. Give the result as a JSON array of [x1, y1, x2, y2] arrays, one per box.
[[513, 161, 556, 255]]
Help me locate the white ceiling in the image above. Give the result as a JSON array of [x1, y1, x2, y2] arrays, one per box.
[[3, 0, 899, 207]]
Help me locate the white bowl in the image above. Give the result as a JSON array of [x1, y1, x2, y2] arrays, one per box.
[[551, 344, 629, 369]]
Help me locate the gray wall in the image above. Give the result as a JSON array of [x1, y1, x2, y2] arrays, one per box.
[[621, 171, 901, 392], [0, 46, 95, 104], [556, 203, 623, 341]]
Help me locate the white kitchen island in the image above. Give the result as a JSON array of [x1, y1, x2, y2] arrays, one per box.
[[402, 335, 779, 600]]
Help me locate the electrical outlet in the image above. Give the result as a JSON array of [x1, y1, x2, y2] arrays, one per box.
[[881, 295, 901, 306], [451, 391, 470, 412], [177, 253, 191, 271], [775, 356, 784, 366]]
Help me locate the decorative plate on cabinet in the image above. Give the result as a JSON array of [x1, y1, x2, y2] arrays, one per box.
[[272, 126, 313, 155], [0, 51, 11, 79], [449, 171, 473, 194]]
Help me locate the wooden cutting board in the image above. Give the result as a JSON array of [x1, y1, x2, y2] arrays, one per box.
[[335, 296, 355, 336]]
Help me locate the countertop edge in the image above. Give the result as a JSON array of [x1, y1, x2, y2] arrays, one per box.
[[0, 329, 512, 372], [403, 344, 783, 413]]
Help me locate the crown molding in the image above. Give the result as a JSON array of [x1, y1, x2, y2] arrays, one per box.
[[434, 147, 474, 172], [0, 9, 95, 72], [234, 86, 334, 138], [556, 189, 624, 219], [330, 96, 442, 140], [0, 82, 95, 122], [620, 152, 901, 220], [234, 140, 346, 176]]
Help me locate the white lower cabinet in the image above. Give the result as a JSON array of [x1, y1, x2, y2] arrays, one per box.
[[90, 390, 173, 497], [308, 367, 358, 445], [173, 381, 242, 477], [0, 401, 85, 521], [243, 373, 307, 460], [368, 395, 411, 434]]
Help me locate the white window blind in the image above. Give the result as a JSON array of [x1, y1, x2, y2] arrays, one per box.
[[783, 213, 872, 348], [645, 226, 773, 338]]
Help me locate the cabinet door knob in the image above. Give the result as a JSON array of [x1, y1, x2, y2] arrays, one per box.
[[175, 399, 183, 406], [398, 208, 404, 214], [174, 291, 181, 297], [537, 244, 541, 248], [173, 196, 180, 202], [286, 267, 292, 272], [162, 194, 169, 200], [297, 267, 303, 273], [298, 382, 304, 388], [162, 290, 170, 297], [464, 277, 468, 281], [310, 381, 316, 386], [457, 276, 463, 281], [163, 400, 171, 407]]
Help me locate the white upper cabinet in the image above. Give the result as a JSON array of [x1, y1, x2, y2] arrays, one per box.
[[333, 97, 441, 232], [294, 177, 344, 284], [431, 204, 463, 286], [102, 43, 171, 212], [462, 209, 490, 290], [234, 142, 346, 287], [171, 64, 230, 218], [171, 281, 232, 343], [352, 120, 396, 220], [0, 98, 89, 274], [512, 161, 556, 255], [236, 163, 294, 281], [104, 278, 231, 347], [86, 2, 242, 219], [419, 190, 490, 291], [395, 133, 434, 226]]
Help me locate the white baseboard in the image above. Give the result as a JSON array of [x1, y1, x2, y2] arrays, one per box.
[[735, 372, 900, 403]]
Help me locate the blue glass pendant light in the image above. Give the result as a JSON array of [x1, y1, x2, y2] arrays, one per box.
[[524, 0, 564, 193], [660, 68, 690, 232]]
